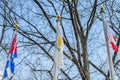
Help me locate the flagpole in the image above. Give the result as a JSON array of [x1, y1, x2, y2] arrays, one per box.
[[54, 64, 58, 80], [2, 24, 19, 80], [53, 15, 61, 80], [100, 6, 116, 80]]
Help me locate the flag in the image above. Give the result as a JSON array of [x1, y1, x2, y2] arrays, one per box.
[[100, 6, 117, 80], [54, 20, 64, 80], [9, 34, 17, 58], [106, 26, 118, 52], [54, 21, 64, 68], [3, 34, 17, 79]]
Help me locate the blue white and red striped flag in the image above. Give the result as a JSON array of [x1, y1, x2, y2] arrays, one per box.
[[3, 34, 17, 79]]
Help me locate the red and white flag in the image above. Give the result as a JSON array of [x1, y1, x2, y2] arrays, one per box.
[[100, 6, 117, 80], [106, 25, 118, 52]]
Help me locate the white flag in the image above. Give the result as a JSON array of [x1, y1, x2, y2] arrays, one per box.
[[54, 21, 64, 68], [106, 25, 118, 52], [54, 20, 64, 80]]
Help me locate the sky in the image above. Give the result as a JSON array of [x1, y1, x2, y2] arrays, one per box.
[[0, 0, 120, 80]]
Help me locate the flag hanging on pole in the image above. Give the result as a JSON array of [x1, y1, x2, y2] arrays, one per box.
[[106, 26, 118, 52], [55, 21, 64, 68], [3, 24, 19, 79], [3, 32, 17, 79], [100, 6, 117, 80], [54, 15, 64, 80]]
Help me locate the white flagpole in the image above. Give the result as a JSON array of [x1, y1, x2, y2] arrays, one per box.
[[100, 6, 116, 80], [54, 64, 58, 80]]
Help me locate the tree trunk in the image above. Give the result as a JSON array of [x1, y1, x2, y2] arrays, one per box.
[[82, 37, 90, 80]]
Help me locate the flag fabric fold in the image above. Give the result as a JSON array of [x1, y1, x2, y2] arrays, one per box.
[[106, 21, 118, 52], [54, 21, 64, 68], [54, 20, 64, 80], [9, 34, 17, 58], [3, 34, 17, 79]]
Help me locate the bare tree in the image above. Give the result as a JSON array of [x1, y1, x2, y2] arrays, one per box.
[[0, 0, 120, 80]]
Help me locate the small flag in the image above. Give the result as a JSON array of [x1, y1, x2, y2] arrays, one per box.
[[3, 34, 17, 79], [106, 25, 118, 52], [54, 21, 64, 68], [9, 34, 17, 58], [54, 19, 64, 80]]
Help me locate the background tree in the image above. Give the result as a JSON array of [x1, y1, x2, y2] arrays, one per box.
[[0, 0, 120, 80]]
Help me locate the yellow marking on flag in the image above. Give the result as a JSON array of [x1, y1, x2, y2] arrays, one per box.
[[57, 34, 63, 48]]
